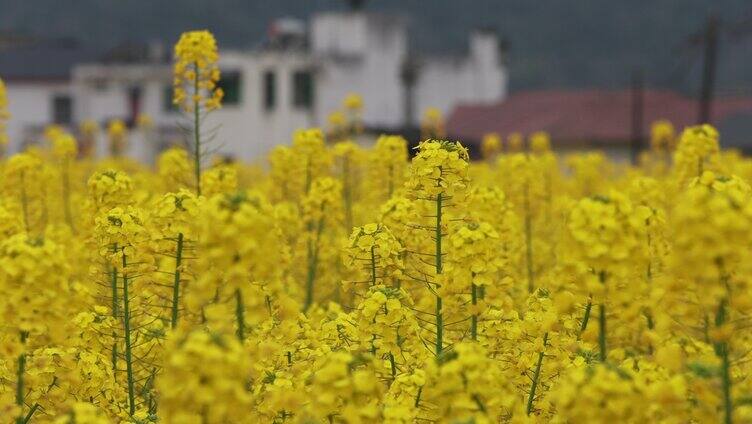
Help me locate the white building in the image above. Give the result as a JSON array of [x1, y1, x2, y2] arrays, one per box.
[[2, 7, 507, 162]]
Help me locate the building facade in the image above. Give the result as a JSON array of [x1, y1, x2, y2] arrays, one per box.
[[2, 8, 507, 162]]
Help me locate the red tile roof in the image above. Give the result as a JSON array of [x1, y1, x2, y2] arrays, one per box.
[[447, 89, 752, 146]]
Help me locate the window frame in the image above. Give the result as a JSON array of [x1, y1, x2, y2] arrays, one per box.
[[52, 94, 73, 125], [262, 69, 277, 112], [217, 70, 242, 106], [292, 69, 314, 109], [162, 84, 178, 113]]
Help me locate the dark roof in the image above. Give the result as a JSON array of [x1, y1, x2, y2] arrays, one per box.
[[447, 89, 752, 147], [0, 38, 101, 82]]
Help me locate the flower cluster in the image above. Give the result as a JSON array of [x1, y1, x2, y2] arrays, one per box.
[[673, 124, 721, 186], [172, 30, 223, 112], [344, 223, 404, 286], [407, 139, 469, 199], [4, 48, 752, 423]]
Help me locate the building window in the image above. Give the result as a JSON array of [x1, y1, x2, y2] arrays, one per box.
[[128, 85, 142, 124], [163, 85, 177, 112], [292, 70, 314, 109], [263, 70, 276, 111], [52, 95, 73, 124], [218, 71, 242, 105]]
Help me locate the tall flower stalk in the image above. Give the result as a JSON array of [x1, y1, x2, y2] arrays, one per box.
[[173, 30, 223, 196], [50, 130, 78, 232], [302, 178, 342, 311], [405, 139, 469, 357], [154, 189, 199, 330], [565, 192, 647, 362], [95, 206, 154, 417], [670, 172, 752, 424]]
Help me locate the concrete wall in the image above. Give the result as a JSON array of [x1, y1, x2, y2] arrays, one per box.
[[6, 81, 72, 152], [3, 12, 508, 162], [71, 51, 318, 163], [312, 11, 407, 129], [73, 63, 173, 161], [217, 50, 315, 161], [416, 31, 507, 123]]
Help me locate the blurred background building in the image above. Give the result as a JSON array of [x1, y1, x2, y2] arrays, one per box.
[[0, 1, 507, 161], [1, 0, 751, 162]]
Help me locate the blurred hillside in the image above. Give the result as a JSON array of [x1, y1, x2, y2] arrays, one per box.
[[0, 0, 750, 93]]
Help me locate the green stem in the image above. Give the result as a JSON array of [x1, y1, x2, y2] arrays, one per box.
[[698, 157, 704, 178], [370, 305, 383, 355], [15, 332, 28, 424], [645, 310, 654, 330], [598, 303, 607, 362], [715, 298, 733, 424], [21, 403, 39, 424], [20, 172, 30, 234], [121, 251, 136, 416], [472, 394, 487, 414], [703, 314, 711, 344], [435, 192, 443, 274], [434, 291, 443, 356], [304, 242, 315, 311], [304, 159, 312, 195], [435, 192, 444, 356], [526, 332, 548, 415], [389, 353, 396, 380], [170, 233, 184, 329], [720, 340, 733, 424], [62, 158, 75, 232], [304, 215, 325, 311], [598, 271, 607, 362], [193, 62, 202, 196], [235, 288, 246, 341], [471, 282, 478, 341], [265, 295, 273, 317], [524, 182, 534, 293], [578, 298, 592, 340], [110, 244, 119, 375], [369, 245, 377, 286], [343, 155, 353, 231], [387, 164, 394, 199]]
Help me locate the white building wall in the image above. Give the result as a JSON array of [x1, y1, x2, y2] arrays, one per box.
[[361, 16, 407, 126], [2, 11, 507, 162], [72, 64, 174, 161], [315, 60, 365, 127], [6, 82, 72, 153], [415, 58, 468, 121], [214, 50, 316, 161], [415, 30, 507, 124], [312, 12, 407, 129], [311, 12, 368, 56], [69, 51, 319, 163], [468, 30, 506, 101]]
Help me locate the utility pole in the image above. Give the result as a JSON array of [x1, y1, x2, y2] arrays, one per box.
[[698, 14, 719, 124], [630, 69, 644, 165]]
